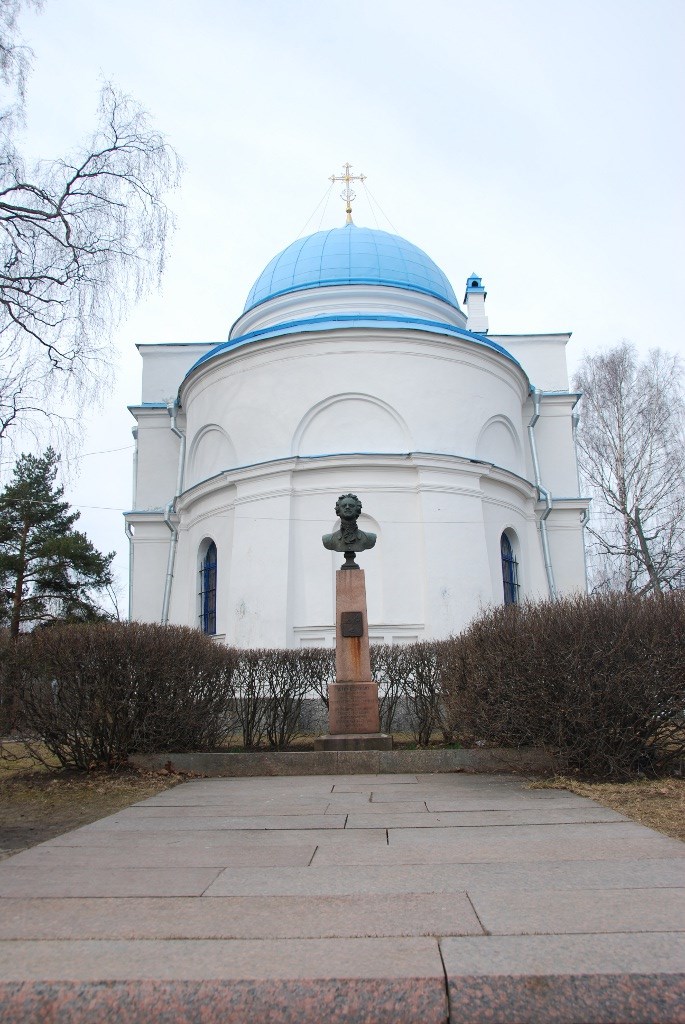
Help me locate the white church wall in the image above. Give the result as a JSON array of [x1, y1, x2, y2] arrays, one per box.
[[224, 470, 293, 648], [532, 394, 582, 497], [131, 409, 181, 510], [495, 334, 571, 391], [546, 503, 589, 596], [179, 330, 530, 484], [475, 415, 524, 476], [128, 516, 170, 623], [231, 284, 468, 339], [139, 343, 215, 404], [127, 229, 589, 647], [187, 424, 237, 487], [294, 393, 411, 457]]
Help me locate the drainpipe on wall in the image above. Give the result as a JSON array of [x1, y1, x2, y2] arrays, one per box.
[[527, 388, 557, 599], [161, 401, 186, 624]]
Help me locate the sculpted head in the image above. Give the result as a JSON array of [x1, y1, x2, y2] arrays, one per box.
[[335, 493, 362, 522]]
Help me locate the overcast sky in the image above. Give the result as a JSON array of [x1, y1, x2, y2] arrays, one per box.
[[10, 0, 685, 612]]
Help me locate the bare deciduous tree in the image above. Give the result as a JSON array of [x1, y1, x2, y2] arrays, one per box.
[[573, 342, 685, 593], [0, 1, 181, 450]]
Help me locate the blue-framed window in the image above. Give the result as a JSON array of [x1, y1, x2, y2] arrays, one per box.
[[199, 541, 217, 634], [501, 532, 520, 605]]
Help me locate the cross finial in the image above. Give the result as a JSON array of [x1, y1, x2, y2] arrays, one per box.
[[329, 162, 367, 224]]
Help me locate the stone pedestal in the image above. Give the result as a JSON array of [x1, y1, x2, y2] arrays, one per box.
[[314, 567, 392, 752]]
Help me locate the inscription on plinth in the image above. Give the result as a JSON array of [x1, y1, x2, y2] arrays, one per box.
[[328, 681, 380, 735]]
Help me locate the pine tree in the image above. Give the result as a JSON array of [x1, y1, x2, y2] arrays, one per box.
[[0, 448, 114, 637]]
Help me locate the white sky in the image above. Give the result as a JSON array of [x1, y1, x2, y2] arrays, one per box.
[[10, 0, 685, 611]]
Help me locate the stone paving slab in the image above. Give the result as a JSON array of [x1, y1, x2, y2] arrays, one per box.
[[203, 858, 685, 897], [0, 866, 223, 898], [0, 937, 448, 1024], [2, 842, 319, 869], [313, 821, 685, 865], [0, 893, 483, 940], [0, 772, 682, 1024], [116, 801, 334, 817], [440, 933, 685, 1023], [345, 807, 628, 828], [327, 800, 429, 815], [73, 812, 348, 831], [469, 886, 685, 934], [13, 826, 387, 860]]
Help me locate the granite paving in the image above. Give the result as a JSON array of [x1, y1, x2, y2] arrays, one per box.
[[0, 771, 683, 1023]]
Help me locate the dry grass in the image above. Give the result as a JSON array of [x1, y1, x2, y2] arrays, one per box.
[[530, 776, 685, 841], [0, 743, 186, 860]]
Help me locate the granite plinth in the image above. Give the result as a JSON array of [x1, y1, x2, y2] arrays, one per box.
[[314, 733, 393, 752], [328, 680, 380, 735], [335, 569, 372, 683]]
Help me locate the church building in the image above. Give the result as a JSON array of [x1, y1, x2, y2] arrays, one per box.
[[126, 178, 588, 648]]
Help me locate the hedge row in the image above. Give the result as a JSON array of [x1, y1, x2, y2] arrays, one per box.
[[1, 591, 683, 778]]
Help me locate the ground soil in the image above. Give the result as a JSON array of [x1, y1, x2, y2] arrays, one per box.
[[0, 747, 184, 860], [1, 745, 683, 859]]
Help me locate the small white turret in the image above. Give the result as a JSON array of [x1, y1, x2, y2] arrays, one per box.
[[464, 273, 489, 334]]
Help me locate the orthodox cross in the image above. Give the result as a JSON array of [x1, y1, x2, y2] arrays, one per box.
[[329, 162, 366, 224]]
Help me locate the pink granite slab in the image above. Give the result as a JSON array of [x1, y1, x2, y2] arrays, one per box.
[[0, 935, 445, 980], [328, 801, 429, 815], [24, 826, 388, 854], [202, 857, 685, 898], [313, 822, 685, 866], [0, 937, 447, 1024], [441, 933, 685, 1023], [0, 867, 223, 898], [423, 795, 608, 811], [116, 802, 333, 817], [3, 842, 317, 869], [0, 977, 447, 1024], [0, 893, 484, 940], [468, 886, 685, 935], [345, 807, 627, 828], [72, 813, 347, 831]]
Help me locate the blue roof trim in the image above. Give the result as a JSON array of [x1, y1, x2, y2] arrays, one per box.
[[185, 315, 522, 376]]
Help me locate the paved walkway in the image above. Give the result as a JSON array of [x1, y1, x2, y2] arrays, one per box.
[[0, 772, 683, 1023]]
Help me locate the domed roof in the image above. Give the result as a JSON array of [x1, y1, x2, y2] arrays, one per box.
[[243, 224, 460, 313]]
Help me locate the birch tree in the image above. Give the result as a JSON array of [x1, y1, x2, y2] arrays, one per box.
[[0, 0, 181, 449], [573, 342, 685, 593]]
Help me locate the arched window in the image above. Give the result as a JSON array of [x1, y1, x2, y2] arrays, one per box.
[[199, 541, 217, 634], [501, 532, 520, 605]]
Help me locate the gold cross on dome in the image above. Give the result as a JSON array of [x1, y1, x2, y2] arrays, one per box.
[[329, 162, 367, 223]]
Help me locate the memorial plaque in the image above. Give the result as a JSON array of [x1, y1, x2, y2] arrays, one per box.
[[328, 681, 380, 734], [340, 611, 364, 637]]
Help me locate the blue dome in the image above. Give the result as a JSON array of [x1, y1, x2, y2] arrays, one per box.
[[243, 224, 460, 312]]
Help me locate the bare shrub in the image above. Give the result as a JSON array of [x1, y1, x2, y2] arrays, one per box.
[[2, 622, 235, 770], [263, 650, 309, 751], [370, 644, 405, 733], [398, 641, 451, 747], [298, 647, 335, 710], [231, 649, 268, 750], [443, 592, 685, 779]]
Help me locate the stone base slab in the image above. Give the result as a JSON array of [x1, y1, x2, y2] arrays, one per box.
[[131, 747, 558, 777], [314, 733, 393, 752], [0, 976, 448, 1024]]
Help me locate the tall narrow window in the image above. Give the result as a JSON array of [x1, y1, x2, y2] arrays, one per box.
[[199, 541, 217, 634], [501, 532, 519, 605]]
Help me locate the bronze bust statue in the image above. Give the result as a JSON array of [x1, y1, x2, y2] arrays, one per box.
[[322, 493, 376, 568]]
